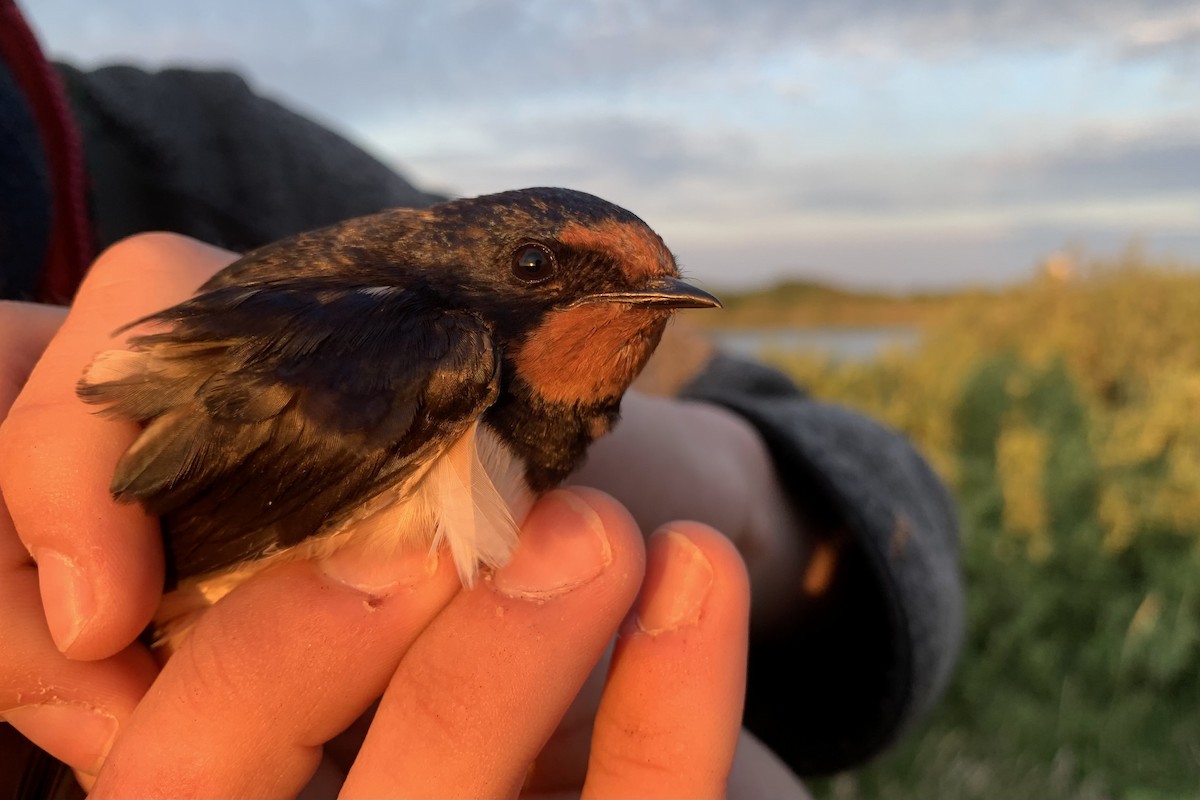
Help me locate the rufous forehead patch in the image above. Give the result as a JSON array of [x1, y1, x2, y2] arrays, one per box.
[[558, 219, 676, 281]]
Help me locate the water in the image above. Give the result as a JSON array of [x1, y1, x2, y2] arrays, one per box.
[[710, 325, 921, 361]]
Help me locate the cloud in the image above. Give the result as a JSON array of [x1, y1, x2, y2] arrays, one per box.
[[777, 0, 1197, 53], [736, 115, 1200, 218], [386, 105, 1200, 222], [373, 103, 1200, 290], [29, 0, 1200, 121], [678, 221, 1200, 291], [1121, 5, 1200, 52], [987, 118, 1200, 201], [23, 0, 1200, 287], [389, 112, 756, 198]]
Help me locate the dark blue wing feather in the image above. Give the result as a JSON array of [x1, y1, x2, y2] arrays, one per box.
[[79, 280, 498, 581]]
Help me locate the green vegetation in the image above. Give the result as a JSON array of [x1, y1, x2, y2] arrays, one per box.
[[695, 278, 963, 328], [732, 255, 1200, 798]]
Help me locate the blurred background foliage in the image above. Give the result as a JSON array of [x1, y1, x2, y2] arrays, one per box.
[[721, 251, 1200, 798]]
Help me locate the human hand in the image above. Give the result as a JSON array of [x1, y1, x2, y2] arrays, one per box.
[[0, 235, 239, 658], [1, 231, 809, 652], [0, 235, 236, 788], [0, 298, 159, 787], [85, 485, 804, 798], [0, 233, 809, 797]]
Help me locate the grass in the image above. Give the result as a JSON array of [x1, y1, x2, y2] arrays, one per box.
[[727, 253, 1200, 798], [693, 278, 962, 328]]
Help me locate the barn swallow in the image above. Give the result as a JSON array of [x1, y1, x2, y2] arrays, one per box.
[[78, 187, 720, 649]]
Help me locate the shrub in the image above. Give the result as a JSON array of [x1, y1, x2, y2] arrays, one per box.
[[763, 255, 1200, 797]]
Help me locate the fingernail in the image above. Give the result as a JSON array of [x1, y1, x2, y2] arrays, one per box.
[[319, 543, 439, 595], [635, 530, 714, 635], [3, 703, 118, 775], [33, 549, 94, 652], [492, 489, 611, 600]]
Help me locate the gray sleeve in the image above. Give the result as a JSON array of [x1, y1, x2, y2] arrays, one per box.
[[56, 63, 444, 254], [682, 353, 965, 775]]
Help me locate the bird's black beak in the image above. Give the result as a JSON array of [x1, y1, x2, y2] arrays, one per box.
[[573, 277, 722, 310]]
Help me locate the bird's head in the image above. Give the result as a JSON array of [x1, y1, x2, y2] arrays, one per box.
[[409, 187, 722, 407], [200, 186, 717, 411]]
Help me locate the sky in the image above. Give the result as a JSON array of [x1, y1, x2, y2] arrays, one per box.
[[24, 0, 1200, 290]]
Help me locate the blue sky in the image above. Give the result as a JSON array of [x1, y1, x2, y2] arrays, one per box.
[[25, 1, 1200, 290]]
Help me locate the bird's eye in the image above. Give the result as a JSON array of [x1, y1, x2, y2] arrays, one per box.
[[511, 244, 557, 284]]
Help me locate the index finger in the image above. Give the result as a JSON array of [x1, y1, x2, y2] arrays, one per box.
[[0, 234, 236, 660]]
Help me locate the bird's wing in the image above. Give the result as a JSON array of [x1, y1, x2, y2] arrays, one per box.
[[79, 279, 500, 581]]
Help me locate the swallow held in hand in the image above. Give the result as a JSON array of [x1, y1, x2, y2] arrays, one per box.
[[77, 187, 720, 649]]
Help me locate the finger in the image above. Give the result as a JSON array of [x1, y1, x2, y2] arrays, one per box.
[[583, 522, 751, 800], [0, 303, 66, 569], [523, 642, 615, 795], [341, 488, 646, 799], [0, 234, 235, 659], [0, 301, 66, 413], [0, 301, 159, 781], [0, 501, 159, 782], [90, 535, 463, 799]]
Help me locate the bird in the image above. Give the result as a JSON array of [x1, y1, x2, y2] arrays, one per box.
[[77, 187, 721, 651]]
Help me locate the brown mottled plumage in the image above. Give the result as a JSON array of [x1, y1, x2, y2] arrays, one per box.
[[77, 187, 719, 649]]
